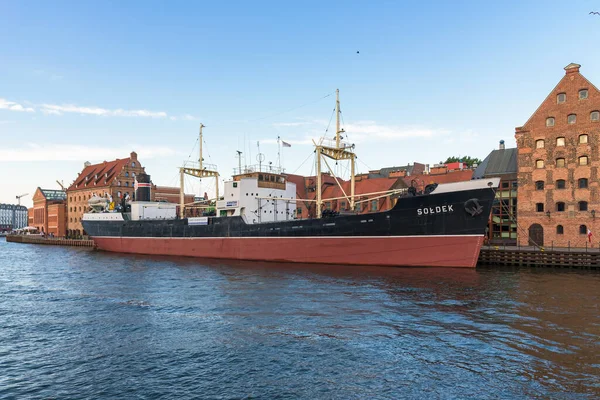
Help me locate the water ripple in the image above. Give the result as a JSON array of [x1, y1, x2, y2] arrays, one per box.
[[0, 238, 599, 399]]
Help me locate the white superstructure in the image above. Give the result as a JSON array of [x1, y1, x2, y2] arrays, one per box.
[[216, 172, 296, 224]]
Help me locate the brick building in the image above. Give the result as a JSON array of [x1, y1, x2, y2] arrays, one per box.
[[286, 163, 472, 219], [153, 185, 195, 205], [30, 188, 68, 236], [67, 151, 146, 235], [515, 63, 600, 247]]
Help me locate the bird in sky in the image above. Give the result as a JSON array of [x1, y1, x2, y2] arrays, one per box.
[[590, 11, 600, 15]]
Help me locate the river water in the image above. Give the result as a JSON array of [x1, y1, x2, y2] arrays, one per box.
[[0, 238, 598, 399]]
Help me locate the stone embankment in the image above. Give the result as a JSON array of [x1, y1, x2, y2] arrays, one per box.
[[6, 235, 94, 248]]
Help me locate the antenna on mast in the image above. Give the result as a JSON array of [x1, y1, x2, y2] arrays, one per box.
[[199, 123, 205, 169], [236, 150, 243, 173]]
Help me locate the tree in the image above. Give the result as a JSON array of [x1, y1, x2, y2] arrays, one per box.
[[444, 156, 482, 167]]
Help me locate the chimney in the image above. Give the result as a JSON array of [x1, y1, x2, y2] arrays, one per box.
[[84, 161, 91, 168], [499, 140, 505, 150], [130, 151, 138, 160], [564, 63, 581, 74]]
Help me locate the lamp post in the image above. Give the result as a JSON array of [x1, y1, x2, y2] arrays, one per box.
[[546, 210, 551, 219]]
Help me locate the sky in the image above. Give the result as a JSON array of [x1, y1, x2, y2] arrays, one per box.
[[1, 0, 600, 207]]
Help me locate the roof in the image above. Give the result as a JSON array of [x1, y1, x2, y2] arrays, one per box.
[[403, 170, 473, 186], [518, 63, 600, 131], [67, 158, 130, 191], [40, 189, 67, 201], [368, 163, 426, 179], [472, 148, 517, 179]]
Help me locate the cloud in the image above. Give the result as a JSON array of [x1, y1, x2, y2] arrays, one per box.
[[0, 98, 35, 113], [343, 121, 450, 142], [271, 121, 310, 127], [0, 143, 176, 162], [40, 103, 168, 118], [0, 120, 15, 124], [262, 120, 450, 146], [260, 137, 315, 145], [170, 114, 199, 121]]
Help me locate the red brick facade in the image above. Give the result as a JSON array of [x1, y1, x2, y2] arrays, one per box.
[[31, 188, 67, 236], [67, 152, 146, 235], [516, 63, 600, 247]]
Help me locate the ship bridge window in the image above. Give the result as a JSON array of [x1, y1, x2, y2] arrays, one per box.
[[259, 174, 264, 181], [270, 175, 275, 182]]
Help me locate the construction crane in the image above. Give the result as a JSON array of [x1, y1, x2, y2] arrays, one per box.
[[56, 180, 66, 190], [16, 193, 28, 206]]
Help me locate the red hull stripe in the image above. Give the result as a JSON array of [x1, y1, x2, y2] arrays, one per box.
[[92, 235, 484, 268]]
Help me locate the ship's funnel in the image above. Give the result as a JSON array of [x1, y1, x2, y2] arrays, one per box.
[[135, 173, 152, 202]]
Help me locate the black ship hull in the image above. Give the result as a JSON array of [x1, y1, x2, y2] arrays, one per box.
[[83, 183, 496, 268]]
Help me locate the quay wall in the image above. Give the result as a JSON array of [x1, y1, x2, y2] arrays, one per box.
[[6, 235, 94, 248]]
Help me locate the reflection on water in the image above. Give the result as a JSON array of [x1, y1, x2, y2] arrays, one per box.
[[0, 238, 598, 399]]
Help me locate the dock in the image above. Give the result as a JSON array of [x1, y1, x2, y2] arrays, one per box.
[[5, 235, 95, 248], [478, 245, 600, 269]]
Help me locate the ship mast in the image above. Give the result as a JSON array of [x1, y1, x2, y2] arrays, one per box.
[[314, 89, 356, 218], [179, 123, 220, 219]]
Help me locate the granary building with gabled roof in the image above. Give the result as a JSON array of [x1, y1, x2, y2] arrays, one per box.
[[66, 151, 146, 236], [515, 63, 600, 247]]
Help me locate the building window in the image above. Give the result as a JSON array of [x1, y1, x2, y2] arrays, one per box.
[[132, 162, 136, 167], [556, 202, 565, 212], [536, 203, 544, 212], [118, 181, 121, 186], [556, 137, 565, 146], [578, 178, 588, 189], [568, 114, 577, 124], [296, 208, 302, 215], [556, 225, 564, 235], [340, 201, 347, 210], [580, 225, 587, 235], [546, 117, 555, 127], [117, 191, 122, 197], [536, 159, 545, 169], [579, 89, 588, 100], [556, 179, 566, 189], [371, 200, 378, 211], [591, 111, 600, 121], [557, 93, 566, 103], [325, 202, 331, 210], [578, 156, 588, 166], [556, 158, 565, 168], [69, 218, 72, 223], [132, 173, 136, 178], [579, 134, 588, 144], [535, 181, 544, 190], [579, 201, 588, 211], [125, 172, 129, 177], [535, 139, 545, 149], [125, 182, 129, 187]]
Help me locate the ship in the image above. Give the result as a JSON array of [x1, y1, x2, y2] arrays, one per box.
[[83, 91, 499, 268]]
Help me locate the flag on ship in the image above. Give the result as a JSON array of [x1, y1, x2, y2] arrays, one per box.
[[282, 141, 292, 148]]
